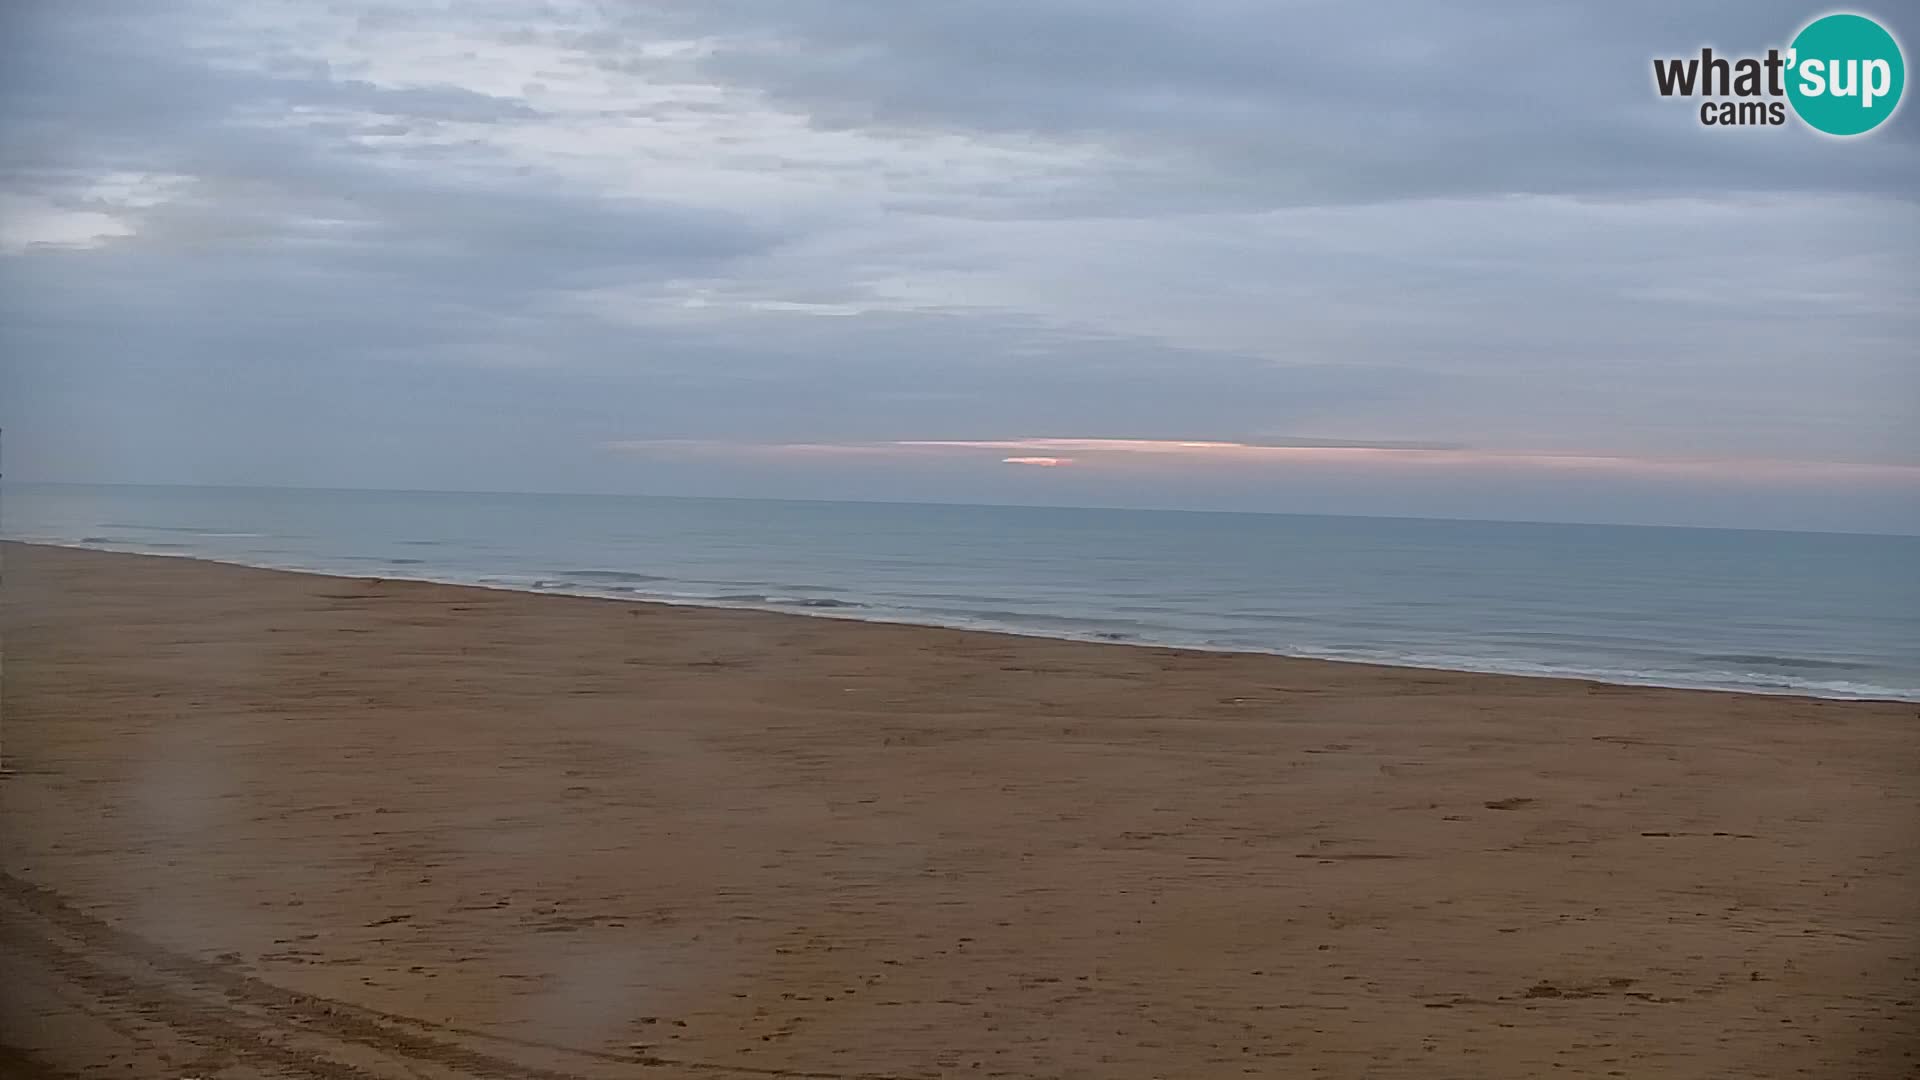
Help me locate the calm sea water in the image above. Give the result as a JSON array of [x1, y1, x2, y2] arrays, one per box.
[[7, 483, 1917, 701]]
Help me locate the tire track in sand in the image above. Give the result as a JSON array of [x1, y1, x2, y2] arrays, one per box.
[[0, 872, 939, 1080]]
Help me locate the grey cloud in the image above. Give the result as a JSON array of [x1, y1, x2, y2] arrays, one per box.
[[678, 0, 1918, 207], [1, 0, 1914, 531], [1, 4, 787, 288]]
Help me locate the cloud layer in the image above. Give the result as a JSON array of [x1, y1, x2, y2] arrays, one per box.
[[2, 1, 1915, 529]]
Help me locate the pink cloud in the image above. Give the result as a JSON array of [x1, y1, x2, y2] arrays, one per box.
[[600, 437, 1920, 486]]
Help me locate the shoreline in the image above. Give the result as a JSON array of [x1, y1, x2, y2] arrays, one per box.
[[12, 540, 1915, 704]]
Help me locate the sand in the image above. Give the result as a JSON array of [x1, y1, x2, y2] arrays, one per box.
[[1, 541, 1915, 1079]]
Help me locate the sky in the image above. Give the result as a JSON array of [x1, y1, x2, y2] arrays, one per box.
[[1, 1, 1916, 532]]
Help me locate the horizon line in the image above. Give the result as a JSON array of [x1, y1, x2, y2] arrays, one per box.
[[6, 478, 1918, 540]]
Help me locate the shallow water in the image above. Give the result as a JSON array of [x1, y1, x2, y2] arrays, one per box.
[[9, 483, 1917, 700]]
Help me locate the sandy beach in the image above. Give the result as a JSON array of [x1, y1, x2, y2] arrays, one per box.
[[1, 541, 1915, 1078]]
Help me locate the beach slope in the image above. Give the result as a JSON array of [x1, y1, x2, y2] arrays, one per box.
[[1, 542, 1914, 1078]]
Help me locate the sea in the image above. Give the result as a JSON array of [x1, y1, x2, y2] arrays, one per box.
[[6, 483, 1917, 702]]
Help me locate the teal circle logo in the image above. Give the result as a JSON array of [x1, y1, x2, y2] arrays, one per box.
[[1787, 13, 1905, 136]]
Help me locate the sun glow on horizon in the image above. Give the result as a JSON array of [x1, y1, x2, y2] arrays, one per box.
[[597, 436, 1920, 485]]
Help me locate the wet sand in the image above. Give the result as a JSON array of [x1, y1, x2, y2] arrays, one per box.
[[2, 541, 1915, 1078]]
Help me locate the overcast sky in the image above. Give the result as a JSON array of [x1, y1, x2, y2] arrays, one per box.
[[2, 1, 1915, 531]]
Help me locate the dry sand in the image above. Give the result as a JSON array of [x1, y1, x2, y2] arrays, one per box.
[[1, 541, 1915, 1079]]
